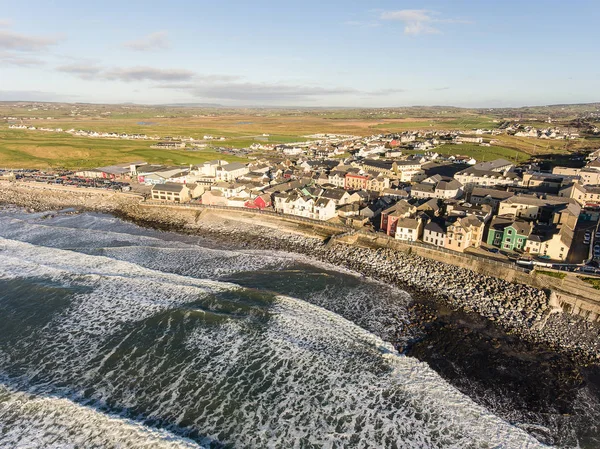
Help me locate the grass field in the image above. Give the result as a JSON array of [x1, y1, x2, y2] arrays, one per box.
[[372, 115, 498, 131], [434, 143, 529, 162], [0, 130, 245, 169], [2, 102, 597, 169]]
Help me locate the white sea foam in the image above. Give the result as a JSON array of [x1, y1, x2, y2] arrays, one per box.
[[0, 232, 548, 448], [0, 385, 204, 448], [0, 214, 295, 278]]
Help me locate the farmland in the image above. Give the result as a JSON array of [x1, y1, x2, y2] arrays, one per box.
[[0, 130, 246, 169], [1, 101, 598, 169], [433, 143, 529, 162]]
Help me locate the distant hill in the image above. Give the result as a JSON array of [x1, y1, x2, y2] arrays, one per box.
[[158, 102, 224, 108]]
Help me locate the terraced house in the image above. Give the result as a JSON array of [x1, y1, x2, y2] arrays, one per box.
[[486, 216, 533, 251]]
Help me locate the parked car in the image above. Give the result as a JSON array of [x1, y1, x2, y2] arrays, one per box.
[[488, 248, 499, 253]]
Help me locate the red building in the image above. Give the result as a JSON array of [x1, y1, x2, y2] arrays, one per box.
[[244, 194, 272, 210], [379, 200, 416, 237]]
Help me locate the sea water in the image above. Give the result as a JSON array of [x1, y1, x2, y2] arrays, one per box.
[[0, 208, 549, 448]]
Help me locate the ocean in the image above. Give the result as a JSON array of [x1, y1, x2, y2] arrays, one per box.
[[0, 207, 574, 447]]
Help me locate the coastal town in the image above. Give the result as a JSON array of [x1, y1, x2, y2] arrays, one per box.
[[2, 131, 600, 276]]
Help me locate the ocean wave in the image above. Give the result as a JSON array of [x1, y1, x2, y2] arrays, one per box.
[[0, 384, 205, 448], [0, 236, 546, 448]]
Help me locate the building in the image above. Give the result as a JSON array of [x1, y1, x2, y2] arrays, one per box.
[[411, 176, 463, 200], [395, 160, 426, 182], [194, 160, 229, 177], [361, 159, 397, 177], [454, 167, 520, 190], [521, 171, 576, 194], [244, 194, 272, 210], [469, 187, 515, 212], [75, 164, 131, 180], [394, 217, 423, 242], [423, 220, 447, 248], [456, 136, 483, 144], [446, 215, 485, 252], [151, 183, 191, 203], [471, 158, 514, 173], [328, 170, 347, 188], [553, 167, 600, 185], [446, 201, 492, 222], [486, 216, 533, 252], [344, 172, 370, 190], [201, 189, 228, 206], [524, 225, 574, 262], [559, 182, 600, 207], [497, 194, 577, 223], [151, 141, 186, 149], [215, 162, 249, 182], [380, 200, 417, 237]]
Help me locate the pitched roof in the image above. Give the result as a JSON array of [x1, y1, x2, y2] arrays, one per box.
[[425, 220, 446, 234], [470, 187, 515, 200], [396, 217, 420, 229], [152, 182, 187, 193]]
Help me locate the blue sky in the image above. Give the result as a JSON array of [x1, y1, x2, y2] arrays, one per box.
[[1, 0, 599, 107]]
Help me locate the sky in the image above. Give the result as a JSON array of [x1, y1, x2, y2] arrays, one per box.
[[1, 0, 599, 108]]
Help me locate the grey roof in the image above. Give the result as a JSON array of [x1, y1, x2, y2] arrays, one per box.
[[472, 159, 513, 171], [395, 217, 420, 229], [471, 187, 515, 200], [363, 159, 394, 169], [457, 167, 520, 180], [436, 179, 462, 191], [412, 183, 435, 193], [425, 220, 446, 234], [152, 183, 186, 193], [321, 188, 347, 200], [221, 162, 247, 172], [96, 165, 130, 175]]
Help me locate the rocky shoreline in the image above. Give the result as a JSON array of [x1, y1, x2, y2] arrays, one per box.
[[123, 205, 600, 365], [3, 183, 600, 446], [0, 182, 598, 365]]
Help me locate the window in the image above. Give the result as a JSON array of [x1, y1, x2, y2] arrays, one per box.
[[507, 229, 513, 235]]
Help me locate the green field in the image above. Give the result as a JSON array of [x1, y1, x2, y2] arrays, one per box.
[[2, 101, 595, 170], [434, 143, 529, 162], [0, 130, 245, 169], [372, 115, 497, 132]]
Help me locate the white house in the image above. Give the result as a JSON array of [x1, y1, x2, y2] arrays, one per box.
[[423, 221, 447, 248], [215, 162, 249, 182], [394, 217, 423, 242]]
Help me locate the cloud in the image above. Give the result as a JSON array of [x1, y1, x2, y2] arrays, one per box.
[[157, 81, 359, 102], [103, 66, 196, 82], [57, 62, 240, 84], [380, 9, 471, 35], [0, 90, 78, 102], [0, 19, 12, 27], [433, 86, 450, 91], [0, 51, 46, 66], [56, 63, 103, 80], [122, 31, 170, 51], [157, 82, 405, 103], [0, 28, 62, 51]]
